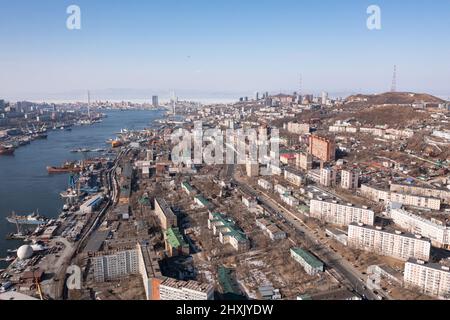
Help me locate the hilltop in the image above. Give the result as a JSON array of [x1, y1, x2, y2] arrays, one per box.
[[345, 92, 446, 106]]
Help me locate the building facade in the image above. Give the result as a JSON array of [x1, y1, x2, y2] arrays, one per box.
[[290, 248, 324, 276], [390, 184, 450, 204], [296, 152, 313, 171], [361, 185, 441, 210], [308, 135, 336, 162], [404, 260, 450, 298], [208, 212, 250, 252], [341, 170, 359, 190], [92, 249, 139, 282], [348, 223, 431, 261], [154, 198, 178, 231], [320, 167, 337, 187], [159, 278, 214, 300], [309, 199, 375, 226], [390, 208, 450, 249], [286, 122, 311, 135]]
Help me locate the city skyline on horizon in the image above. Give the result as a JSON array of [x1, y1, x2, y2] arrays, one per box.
[[1, 0, 450, 102]]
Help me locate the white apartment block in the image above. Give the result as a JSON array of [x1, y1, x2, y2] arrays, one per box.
[[92, 249, 139, 282], [348, 223, 431, 261], [159, 278, 214, 300], [390, 208, 450, 249], [281, 194, 299, 207], [341, 170, 359, 190], [284, 167, 304, 187], [390, 183, 450, 204], [390, 192, 441, 210], [320, 168, 336, 187], [329, 125, 358, 134], [296, 152, 313, 171], [256, 218, 287, 241], [242, 195, 257, 209], [309, 199, 375, 226], [246, 161, 259, 177], [286, 122, 311, 135], [404, 260, 450, 298], [258, 179, 273, 191], [361, 185, 441, 210], [275, 184, 291, 196]]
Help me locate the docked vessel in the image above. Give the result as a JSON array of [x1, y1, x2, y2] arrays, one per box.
[[111, 139, 123, 148], [0, 145, 15, 155], [6, 212, 48, 226], [47, 162, 83, 174]]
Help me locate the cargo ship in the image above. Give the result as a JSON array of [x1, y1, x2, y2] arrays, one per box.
[[47, 162, 83, 174], [0, 145, 15, 155], [6, 212, 48, 226]]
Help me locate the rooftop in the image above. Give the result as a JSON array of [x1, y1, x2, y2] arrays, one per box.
[[349, 223, 431, 242], [291, 248, 323, 269], [155, 198, 177, 220], [160, 277, 213, 293], [138, 242, 162, 279], [210, 213, 248, 243], [182, 181, 194, 192], [165, 228, 189, 249], [195, 195, 211, 206], [407, 259, 450, 273]]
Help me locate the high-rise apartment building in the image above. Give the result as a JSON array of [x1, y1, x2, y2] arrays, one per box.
[[308, 135, 336, 162]]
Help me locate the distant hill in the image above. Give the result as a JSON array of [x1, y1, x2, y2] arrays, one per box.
[[345, 92, 446, 106]]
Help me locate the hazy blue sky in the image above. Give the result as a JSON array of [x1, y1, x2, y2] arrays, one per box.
[[0, 0, 449, 101]]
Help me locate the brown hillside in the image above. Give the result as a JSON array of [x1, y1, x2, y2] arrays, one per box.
[[345, 92, 445, 106]]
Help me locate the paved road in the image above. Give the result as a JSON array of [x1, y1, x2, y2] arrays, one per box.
[[233, 178, 379, 300]]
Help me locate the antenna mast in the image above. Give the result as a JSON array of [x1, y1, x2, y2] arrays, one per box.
[[391, 65, 397, 92]]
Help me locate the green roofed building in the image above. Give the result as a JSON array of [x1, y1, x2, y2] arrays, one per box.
[[165, 228, 190, 257], [218, 266, 245, 300], [138, 195, 151, 207], [195, 195, 211, 208], [181, 181, 194, 195], [290, 248, 324, 276], [208, 212, 250, 252]]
